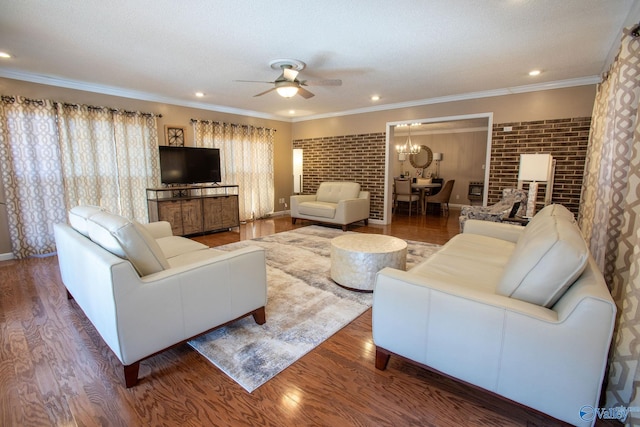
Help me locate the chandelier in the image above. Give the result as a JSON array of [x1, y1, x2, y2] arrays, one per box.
[[395, 124, 420, 156]]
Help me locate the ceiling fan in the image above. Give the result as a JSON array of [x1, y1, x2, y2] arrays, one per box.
[[235, 59, 342, 99]]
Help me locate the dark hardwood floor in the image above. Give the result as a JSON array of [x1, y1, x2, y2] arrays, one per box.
[[0, 209, 617, 426]]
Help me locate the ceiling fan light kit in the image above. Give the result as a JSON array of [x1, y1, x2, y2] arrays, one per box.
[[237, 58, 342, 99], [275, 81, 299, 98]]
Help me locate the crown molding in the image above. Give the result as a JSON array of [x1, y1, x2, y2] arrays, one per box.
[[1, 68, 598, 124], [291, 76, 600, 122], [0, 68, 290, 122]]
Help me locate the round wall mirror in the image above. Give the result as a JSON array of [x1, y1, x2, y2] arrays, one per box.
[[410, 145, 433, 168]]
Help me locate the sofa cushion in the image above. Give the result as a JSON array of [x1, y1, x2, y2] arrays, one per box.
[[167, 247, 228, 268], [496, 215, 588, 307], [298, 201, 337, 219], [87, 211, 170, 276], [68, 205, 104, 236], [156, 235, 209, 259], [410, 233, 517, 294], [315, 182, 361, 204]]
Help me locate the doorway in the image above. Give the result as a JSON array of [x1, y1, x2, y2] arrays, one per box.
[[383, 113, 493, 224]]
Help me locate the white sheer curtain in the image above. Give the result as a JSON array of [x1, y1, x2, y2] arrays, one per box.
[[578, 27, 640, 422], [0, 96, 160, 258], [193, 120, 274, 221], [111, 111, 160, 220], [56, 104, 119, 212], [57, 104, 160, 221]]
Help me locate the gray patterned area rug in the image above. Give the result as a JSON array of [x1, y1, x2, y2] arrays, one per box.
[[188, 225, 441, 392]]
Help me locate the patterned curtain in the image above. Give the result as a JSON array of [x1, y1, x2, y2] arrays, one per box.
[[0, 97, 160, 258], [578, 27, 640, 420], [0, 96, 67, 258], [193, 120, 274, 221]]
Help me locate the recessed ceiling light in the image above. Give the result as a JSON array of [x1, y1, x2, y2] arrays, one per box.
[[371, 95, 380, 101], [0, 52, 12, 59], [289, 110, 296, 115], [195, 92, 205, 97], [529, 70, 541, 76]]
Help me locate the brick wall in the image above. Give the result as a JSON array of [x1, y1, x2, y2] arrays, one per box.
[[490, 117, 591, 215], [293, 133, 386, 221], [293, 116, 591, 221]]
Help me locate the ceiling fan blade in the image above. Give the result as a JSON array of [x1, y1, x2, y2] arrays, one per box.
[[297, 87, 315, 99], [234, 79, 275, 84], [253, 87, 277, 97], [302, 79, 342, 87], [283, 68, 299, 82]]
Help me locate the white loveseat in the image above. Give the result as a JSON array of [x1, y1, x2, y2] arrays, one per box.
[[373, 204, 616, 426], [54, 206, 267, 387], [290, 182, 370, 231]]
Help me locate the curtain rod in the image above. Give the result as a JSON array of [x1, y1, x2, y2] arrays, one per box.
[[56, 102, 162, 118], [1, 95, 161, 117], [190, 118, 276, 132]]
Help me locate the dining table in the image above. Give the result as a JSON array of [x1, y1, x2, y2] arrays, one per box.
[[411, 182, 442, 214]]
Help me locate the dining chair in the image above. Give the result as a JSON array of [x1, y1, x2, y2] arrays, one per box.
[[430, 178, 444, 195], [393, 178, 420, 216], [424, 179, 455, 215]]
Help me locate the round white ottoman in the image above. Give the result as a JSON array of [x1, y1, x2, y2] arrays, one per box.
[[330, 234, 407, 292]]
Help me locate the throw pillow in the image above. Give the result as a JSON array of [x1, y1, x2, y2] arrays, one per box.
[[87, 211, 170, 276], [496, 215, 588, 307]]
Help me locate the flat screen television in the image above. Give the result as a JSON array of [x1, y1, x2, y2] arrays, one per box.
[[159, 146, 222, 185]]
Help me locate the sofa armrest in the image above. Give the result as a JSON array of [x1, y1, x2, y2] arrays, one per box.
[[462, 219, 524, 242], [460, 205, 492, 216], [290, 194, 317, 215], [112, 245, 267, 364], [335, 197, 370, 223], [141, 221, 173, 239]]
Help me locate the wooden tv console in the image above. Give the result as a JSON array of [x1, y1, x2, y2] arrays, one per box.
[[146, 184, 239, 236]]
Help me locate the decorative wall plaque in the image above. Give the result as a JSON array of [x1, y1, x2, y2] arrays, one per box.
[[165, 126, 185, 146]]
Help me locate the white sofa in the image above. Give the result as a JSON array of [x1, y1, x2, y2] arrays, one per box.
[[373, 204, 616, 426], [54, 205, 267, 387], [290, 182, 370, 231]]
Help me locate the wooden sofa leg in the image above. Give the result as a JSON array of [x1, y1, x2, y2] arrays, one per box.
[[375, 347, 391, 370], [364, 219, 369, 226], [124, 362, 140, 388], [252, 306, 266, 325], [292, 218, 297, 224], [342, 225, 348, 231]]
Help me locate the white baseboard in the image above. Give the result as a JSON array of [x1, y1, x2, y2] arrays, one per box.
[[0, 252, 15, 261], [267, 210, 290, 217]]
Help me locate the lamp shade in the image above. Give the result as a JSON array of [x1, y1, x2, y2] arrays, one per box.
[[518, 154, 552, 182], [433, 152, 443, 161], [293, 149, 303, 193]]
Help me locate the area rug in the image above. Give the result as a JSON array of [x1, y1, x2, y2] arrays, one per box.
[[188, 225, 441, 392]]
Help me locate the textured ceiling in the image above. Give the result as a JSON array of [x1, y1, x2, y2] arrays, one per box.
[[0, 0, 637, 121]]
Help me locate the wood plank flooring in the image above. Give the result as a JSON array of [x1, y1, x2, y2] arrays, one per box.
[[0, 210, 616, 426]]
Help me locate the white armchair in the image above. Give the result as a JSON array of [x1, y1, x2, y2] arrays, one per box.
[[290, 182, 370, 231]]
